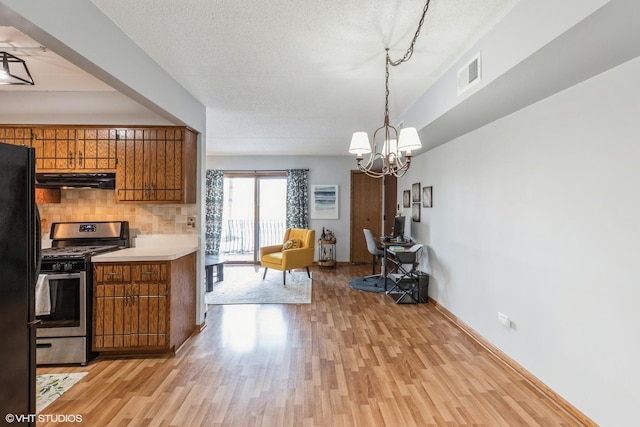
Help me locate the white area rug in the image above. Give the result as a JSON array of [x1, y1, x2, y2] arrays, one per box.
[[36, 372, 87, 413], [205, 266, 312, 305]]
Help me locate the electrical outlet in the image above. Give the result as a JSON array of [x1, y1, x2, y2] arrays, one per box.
[[498, 312, 511, 328], [187, 217, 196, 229]]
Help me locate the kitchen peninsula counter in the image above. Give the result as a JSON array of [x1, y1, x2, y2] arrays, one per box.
[[92, 234, 199, 262], [91, 246, 198, 262]]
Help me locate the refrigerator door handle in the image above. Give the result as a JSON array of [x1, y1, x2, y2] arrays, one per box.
[[35, 205, 42, 277]]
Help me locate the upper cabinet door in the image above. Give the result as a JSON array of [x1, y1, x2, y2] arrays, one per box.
[[115, 127, 196, 204], [1, 125, 197, 205], [26, 127, 118, 172], [74, 128, 119, 170], [0, 127, 35, 147]]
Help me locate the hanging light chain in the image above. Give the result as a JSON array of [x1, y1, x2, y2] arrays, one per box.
[[351, 0, 430, 178], [384, 0, 432, 120], [388, 0, 431, 67], [384, 49, 391, 123]]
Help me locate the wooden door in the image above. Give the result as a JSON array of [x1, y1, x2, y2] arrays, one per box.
[[132, 263, 168, 349], [350, 171, 382, 263], [93, 264, 131, 351], [116, 127, 189, 203], [383, 175, 398, 236], [37, 128, 77, 170], [74, 128, 118, 170], [116, 129, 145, 201], [147, 128, 184, 202]]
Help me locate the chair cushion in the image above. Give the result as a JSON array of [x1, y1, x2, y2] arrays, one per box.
[[262, 252, 283, 265], [282, 238, 302, 250]]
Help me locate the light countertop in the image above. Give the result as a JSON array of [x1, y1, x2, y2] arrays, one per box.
[[92, 233, 200, 262], [92, 245, 198, 262]]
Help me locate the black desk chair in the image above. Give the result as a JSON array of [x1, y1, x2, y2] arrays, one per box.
[[387, 244, 424, 303]]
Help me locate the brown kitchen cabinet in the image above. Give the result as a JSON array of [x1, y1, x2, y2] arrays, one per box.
[[0, 127, 60, 204], [115, 127, 197, 203], [92, 253, 196, 354], [31, 127, 118, 171], [1, 124, 198, 204], [0, 125, 118, 171], [0, 126, 35, 146]]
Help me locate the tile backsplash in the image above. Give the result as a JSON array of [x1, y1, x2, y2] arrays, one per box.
[[38, 189, 199, 238]]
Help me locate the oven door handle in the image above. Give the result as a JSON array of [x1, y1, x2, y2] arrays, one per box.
[[28, 319, 43, 326], [41, 272, 82, 280]]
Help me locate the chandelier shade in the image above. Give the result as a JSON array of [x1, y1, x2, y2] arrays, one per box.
[[348, 132, 372, 157], [397, 127, 422, 153], [349, 1, 431, 178]]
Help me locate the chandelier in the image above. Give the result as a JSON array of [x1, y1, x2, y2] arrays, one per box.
[[349, 0, 431, 178], [0, 51, 35, 85]]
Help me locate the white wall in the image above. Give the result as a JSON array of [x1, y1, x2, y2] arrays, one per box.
[[399, 56, 640, 426], [207, 156, 355, 262]]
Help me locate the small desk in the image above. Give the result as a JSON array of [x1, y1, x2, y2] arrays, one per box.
[[205, 255, 227, 292], [379, 238, 414, 291]]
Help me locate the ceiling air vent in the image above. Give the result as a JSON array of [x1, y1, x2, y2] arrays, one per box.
[[457, 52, 481, 96]]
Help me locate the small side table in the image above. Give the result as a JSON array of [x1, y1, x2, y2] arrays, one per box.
[[205, 255, 227, 292], [317, 239, 336, 268]]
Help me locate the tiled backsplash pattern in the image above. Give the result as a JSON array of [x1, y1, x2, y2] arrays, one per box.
[[39, 189, 199, 236]]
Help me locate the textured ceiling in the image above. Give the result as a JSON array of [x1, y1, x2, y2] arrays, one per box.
[[1, 1, 519, 156], [89, 0, 518, 156]]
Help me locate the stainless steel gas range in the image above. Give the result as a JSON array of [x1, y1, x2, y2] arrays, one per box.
[[36, 221, 129, 365]]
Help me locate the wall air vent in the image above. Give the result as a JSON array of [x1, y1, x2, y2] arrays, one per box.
[[457, 52, 482, 96]]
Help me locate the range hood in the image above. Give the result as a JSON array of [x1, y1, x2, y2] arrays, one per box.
[[36, 172, 116, 189]]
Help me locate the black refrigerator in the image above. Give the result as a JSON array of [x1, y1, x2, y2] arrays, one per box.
[[0, 142, 40, 426]]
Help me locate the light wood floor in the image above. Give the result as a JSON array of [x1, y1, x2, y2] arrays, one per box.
[[38, 264, 583, 426]]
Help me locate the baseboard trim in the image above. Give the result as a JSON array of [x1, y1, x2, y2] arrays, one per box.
[[428, 297, 596, 427]]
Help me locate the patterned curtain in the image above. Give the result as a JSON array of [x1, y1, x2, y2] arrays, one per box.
[[286, 169, 309, 229], [205, 170, 224, 255]]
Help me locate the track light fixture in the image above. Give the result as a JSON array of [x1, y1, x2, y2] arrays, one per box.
[[0, 51, 35, 85]]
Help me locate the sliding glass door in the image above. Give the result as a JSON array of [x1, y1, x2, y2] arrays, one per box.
[[220, 173, 286, 263]]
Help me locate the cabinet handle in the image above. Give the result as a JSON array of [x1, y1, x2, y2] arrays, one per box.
[[128, 289, 137, 305], [124, 289, 138, 305], [78, 150, 83, 167], [104, 272, 120, 280], [68, 150, 74, 167]]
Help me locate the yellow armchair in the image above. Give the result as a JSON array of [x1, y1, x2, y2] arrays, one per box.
[[260, 228, 316, 285]]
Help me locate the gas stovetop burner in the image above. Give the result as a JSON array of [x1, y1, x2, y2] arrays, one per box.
[[42, 221, 130, 262], [42, 245, 121, 259]]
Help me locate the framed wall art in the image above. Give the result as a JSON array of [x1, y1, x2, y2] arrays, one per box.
[[412, 182, 421, 202], [412, 203, 421, 222], [310, 185, 339, 219], [422, 186, 432, 208], [403, 190, 411, 208]]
